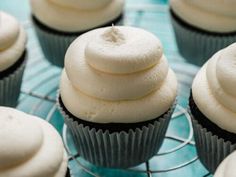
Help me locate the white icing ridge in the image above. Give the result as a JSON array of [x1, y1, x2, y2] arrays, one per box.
[[30, 0, 124, 32], [61, 26, 178, 123], [192, 43, 236, 133], [214, 151, 236, 177], [0, 107, 68, 177], [170, 0, 236, 33], [0, 11, 27, 72]]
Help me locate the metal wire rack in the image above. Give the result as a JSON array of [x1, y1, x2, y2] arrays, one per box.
[[13, 2, 213, 177]]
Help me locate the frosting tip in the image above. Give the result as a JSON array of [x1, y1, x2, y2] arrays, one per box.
[[102, 25, 125, 44]]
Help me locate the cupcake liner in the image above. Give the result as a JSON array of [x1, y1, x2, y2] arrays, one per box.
[[32, 20, 77, 68], [66, 168, 71, 177], [0, 53, 27, 107], [58, 97, 176, 168], [189, 108, 236, 173], [170, 11, 236, 66]]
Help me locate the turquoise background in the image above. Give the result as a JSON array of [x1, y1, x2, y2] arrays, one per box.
[[1, 0, 212, 176]]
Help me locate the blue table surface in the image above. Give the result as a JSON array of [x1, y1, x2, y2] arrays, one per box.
[[1, 0, 213, 177]]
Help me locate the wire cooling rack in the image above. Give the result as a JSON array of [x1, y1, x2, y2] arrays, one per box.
[[3, 1, 212, 177]]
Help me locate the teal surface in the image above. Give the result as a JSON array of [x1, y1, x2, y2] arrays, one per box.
[[1, 0, 213, 177]]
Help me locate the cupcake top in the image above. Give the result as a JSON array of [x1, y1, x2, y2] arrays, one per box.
[[60, 26, 177, 123], [170, 0, 236, 33], [30, 0, 124, 32], [0, 107, 68, 177], [0, 11, 27, 72], [192, 43, 236, 133], [214, 151, 236, 177]]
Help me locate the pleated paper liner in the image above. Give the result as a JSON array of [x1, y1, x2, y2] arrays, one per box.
[[32, 14, 124, 68], [0, 51, 27, 107], [58, 95, 176, 169], [170, 9, 236, 66], [66, 168, 71, 177], [189, 109, 236, 173]]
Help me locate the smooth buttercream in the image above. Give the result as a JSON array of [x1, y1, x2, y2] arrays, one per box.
[[0, 11, 27, 72], [61, 26, 177, 123], [214, 151, 236, 177], [170, 0, 236, 33], [30, 0, 124, 32], [0, 107, 68, 177], [192, 43, 236, 133]]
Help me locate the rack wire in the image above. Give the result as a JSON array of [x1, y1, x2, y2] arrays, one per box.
[[15, 3, 212, 177]]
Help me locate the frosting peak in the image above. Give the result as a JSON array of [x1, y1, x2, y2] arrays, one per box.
[[192, 43, 236, 133], [102, 25, 125, 44]]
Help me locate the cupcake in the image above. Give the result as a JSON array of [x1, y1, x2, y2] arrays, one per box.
[[30, 0, 124, 67], [58, 26, 178, 168], [0, 107, 70, 176], [189, 43, 236, 173], [170, 0, 236, 66], [214, 151, 236, 177], [0, 11, 27, 107]]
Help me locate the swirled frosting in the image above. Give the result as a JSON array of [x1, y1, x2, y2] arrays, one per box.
[[170, 0, 236, 33], [60, 26, 178, 123], [0, 11, 27, 72], [192, 43, 236, 133], [30, 0, 124, 32], [0, 107, 68, 177], [214, 151, 236, 177]]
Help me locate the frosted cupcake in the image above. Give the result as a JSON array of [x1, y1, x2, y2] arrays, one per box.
[[214, 151, 236, 177], [0, 11, 27, 107], [189, 43, 236, 173], [0, 107, 70, 176], [170, 0, 236, 66], [58, 26, 178, 168], [30, 0, 124, 67]]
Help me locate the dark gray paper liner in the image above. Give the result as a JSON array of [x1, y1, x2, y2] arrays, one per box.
[[0, 54, 27, 107], [33, 22, 77, 68], [170, 11, 236, 66], [58, 97, 176, 169], [188, 108, 236, 173]]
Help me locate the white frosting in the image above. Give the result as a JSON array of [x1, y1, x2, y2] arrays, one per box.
[[170, 0, 236, 33], [192, 43, 236, 133], [30, 0, 124, 32], [214, 151, 236, 177], [0, 11, 27, 72], [85, 26, 163, 74], [61, 69, 177, 123], [65, 27, 167, 100], [61, 26, 178, 123], [50, 0, 111, 10], [0, 107, 68, 177]]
